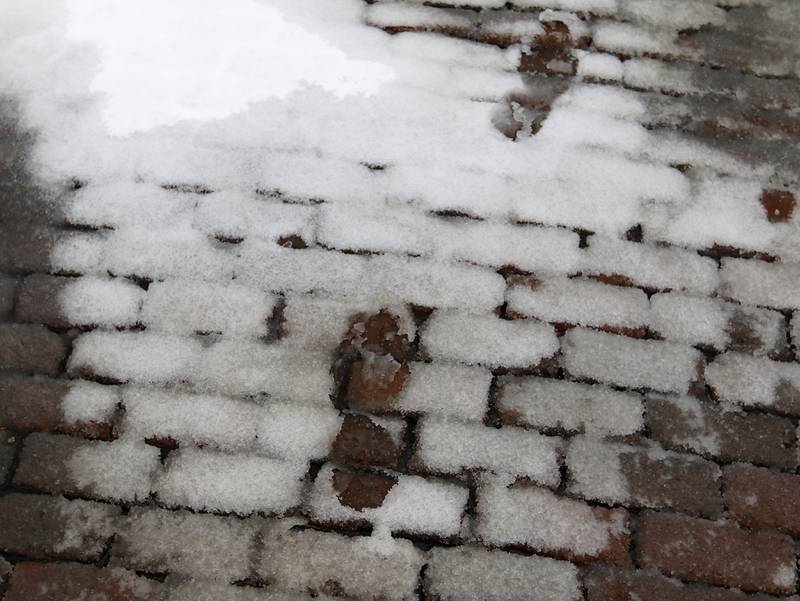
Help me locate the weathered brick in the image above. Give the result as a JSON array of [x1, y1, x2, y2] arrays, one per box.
[[0, 274, 16, 318], [637, 511, 797, 595], [0, 323, 67, 374], [0, 375, 114, 439], [0, 428, 14, 484], [426, 545, 581, 601], [646, 395, 797, 469], [568, 437, 723, 518], [0, 227, 55, 274], [14, 273, 69, 327], [0, 493, 119, 561], [5, 562, 162, 601], [330, 413, 405, 469], [345, 358, 411, 414], [724, 463, 800, 536], [475, 477, 630, 565], [584, 566, 798, 601]]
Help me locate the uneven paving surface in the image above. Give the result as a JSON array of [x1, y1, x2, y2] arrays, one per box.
[[1, 1, 800, 600]]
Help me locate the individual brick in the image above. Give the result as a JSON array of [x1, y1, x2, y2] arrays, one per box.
[[260, 527, 425, 601], [0, 227, 55, 274], [724, 464, 800, 536], [561, 328, 703, 395], [0, 323, 67, 375], [308, 464, 468, 539], [567, 437, 723, 518], [792, 312, 799, 361], [718, 257, 800, 310], [506, 276, 649, 334], [411, 417, 562, 487], [14, 274, 70, 327], [581, 235, 719, 294], [0, 428, 15, 483], [156, 447, 305, 515], [426, 545, 582, 601], [113, 507, 260, 581], [497, 376, 644, 437], [637, 511, 797, 595], [394, 361, 492, 421], [0, 274, 16, 318], [345, 357, 411, 414], [0, 493, 119, 561], [164, 578, 311, 601], [421, 311, 559, 368], [706, 352, 800, 416], [0, 375, 116, 439], [14, 433, 158, 502], [646, 395, 797, 469], [649, 292, 787, 355], [4, 562, 162, 601], [330, 414, 405, 470], [584, 566, 799, 601], [59, 275, 145, 327], [475, 477, 630, 565]]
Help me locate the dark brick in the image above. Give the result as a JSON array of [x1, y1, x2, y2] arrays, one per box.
[[330, 414, 404, 470], [0, 375, 112, 439], [331, 466, 397, 512], [5, 562, 161, 601], [13, 432, 82, 493], [0, 274, 16, 318], [345, 359, 410, 414], [14, 274, 69, 327], [646, 396, 797, 470], [760, 189, 795, 223], [0, 323, 67, 374], [638, 511, 796, 595], [0, 428, 15, 484], [0, 493, 119, 561], [0, 227, 55, 274], [724, 463, 800, 537], [584, 566, 794, 601]]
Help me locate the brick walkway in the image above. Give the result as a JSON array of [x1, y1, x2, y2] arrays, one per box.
[[1, 2, 800, 600]]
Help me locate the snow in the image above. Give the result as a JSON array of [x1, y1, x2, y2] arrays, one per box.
[[706, 352, 800, 412], [422, 312, 559, 368], [426, 545, 581, 601], [497, 376, 644, 436], [60, 276, 144, 327], [565, 437, 630, 503], [62, 380, 119, 425], [719, 258, 800, 310], [561, 328, 703, 394], [576, 51, 624, 82], [67, 439, 159, 502], [414, 417, 562, 486], [396, 362, 491, 421]]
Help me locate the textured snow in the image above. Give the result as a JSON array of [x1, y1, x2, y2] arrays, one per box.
[[67, 439, 159, 502], [719, 258, 800, 310], [565, 437, 630, 504], [706, 352, 800, 412], [62, 380, 120, 425], [60, 276, 144, 327], [396, 362, 492, 421]]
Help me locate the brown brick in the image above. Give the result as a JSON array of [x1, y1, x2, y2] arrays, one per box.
[[0, 375, 112, 438], [14, 273, 69, 327], [0, 323, 67, 374], [0, 493, 119, 561], [330, 414, 404, 470], [646, 396, 797, 470], [638, 511, 797, 595], [0, 274, 16, 318], [345, 359, 410, 413], [0, 227, 55, 274], [584, 566, 796, 601], [724, 463, 800, 536], [5, 562, 162, 601]]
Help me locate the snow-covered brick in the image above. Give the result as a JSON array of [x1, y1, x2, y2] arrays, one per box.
[[793, 313, 800, 361], [581, 236, 719, 294], [706, 352, 800, 416], [261, 528, 424, 601], [567, 437, 723, 518], [576, 51, 623, 81], [620, 0, 727, 30], [422, 312, 559, 368], [497, 376, 644, 436], [506, 276, 649, 331], [257, 402, 343, 460], [719, 257, 800, 310], [365, 2, 475, 32], [165, 579, 314, 601], [60, 276, 145, 327], [650, 292, 786, 355], [157, 447, 306, 515], [475, 476, 630, 564], [50, 233, 105, 275], [561, 328, 703, 394], [113, 507, 259, 581], [141, 279, 276, 337], [592, 21, 691, 60], [412, 417, 562, 486], [308, 464, 467, 539], [622, 58, 696, 95], [394, 361, 491, 421], [426, 545, 581, 601], [62, 380, 120, 427]]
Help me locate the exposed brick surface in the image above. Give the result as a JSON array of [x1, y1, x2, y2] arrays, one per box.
[[5, 562, 162, 601], [14, 273, 69, 327], [0, 227, 56, 274], [637, 511, 797, 595], [0, 274, 16, 318], [646, 395, 797, 469], [0, 428, 14, 484], [724, 463, 800, 536], [330, 413, 405, 469], [0, 323, 66, 374]]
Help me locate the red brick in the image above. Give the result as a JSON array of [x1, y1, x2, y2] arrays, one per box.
[[637, 511, 797, 595], [0, 375, 112, 439], [760, 189, 795, 223], [724, 463, 800, 536], [14, 273, 69, 327], [330, 413, 405, 469], [345, 359, 410, 413], [584, 566, 792, 601], [5, 562, 161, 601], [0, 323, 67, 374], [0, 274, 16, 318]]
